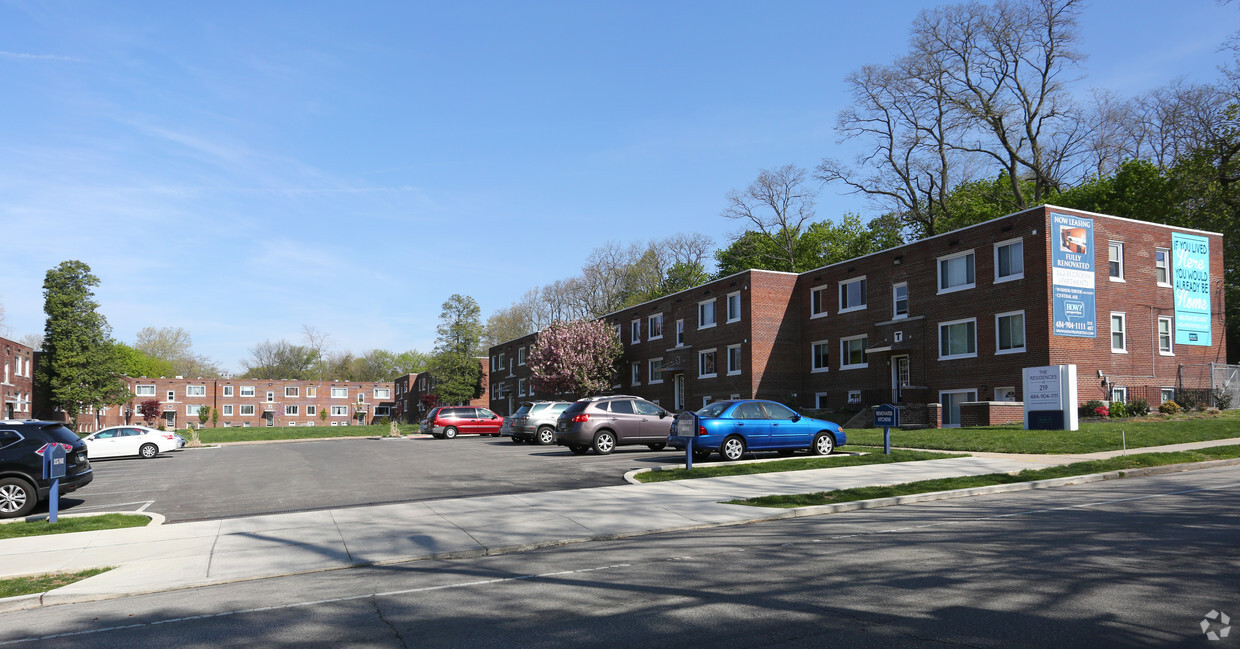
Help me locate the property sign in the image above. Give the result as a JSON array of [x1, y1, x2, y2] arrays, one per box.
[[1172, 233, 1212, 346], [1051, 213, 1096, 338], [1023, 364, 1078, 431], [874, 404, 899, 428]]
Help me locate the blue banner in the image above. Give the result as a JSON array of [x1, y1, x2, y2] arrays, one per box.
[[1172, 233, 1212, 345], [1051, 213, 1096, 337]]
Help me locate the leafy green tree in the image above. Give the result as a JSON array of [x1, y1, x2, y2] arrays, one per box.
[[527, 319, 622, 399], [715, 214, 903, 276], [211, 406, 220, 428], [430, 294, 485, 405], [114, 343, 175, 378], [37, 261, 130, 430], [195, 406, 211, 444]]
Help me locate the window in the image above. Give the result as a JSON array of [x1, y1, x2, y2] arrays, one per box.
[[938, 250, 976, 293], [839, 276, 867, 313], [222, 405, 234, 416], [1111, 313, 1127, 352], [810, 285, 830, 318], [840, 335, 868, 369], [698, 348, 717, 378], [221, 386, 234, 397], [517, 347, 526, 365], [166, 391, 175, 402], [675, 319, 685, 346], [614, 324, 622, 342], [373, 406, 389, 417], [848, 390, 862, 405], [331, 405, 349, 416], [995, 387, 1017, 402], [811, 341, 830, 373], [186, 385, 206, 397], [1158, 316, 1173, 354], [285, 387, 299, 397], [266, 391, 275, 402], [1161, 388, 1175, 403], [331, 387, 348, 398], [726, 292, 741, 323], [726, 344, 742, 375], [374, 388, 391, 399], [1155, 248, 1171, 286], [631, 362, 641, 386], [519, 378, 528, 396], [649, 358, 663, 384], [648, 313, 664, 340], [698, 299, 717, 329], [815, 393, 830, 409], [285, 405, 299, 416], [306, 405, 316, 416], [892, 283, 908, 319], [996, 311, 1026, 354], [357, 392, 366, 402], [631, 320, 641, 344], [186, 404, 202, 416], [240, 386, 255, 397], [240, 405, 256, 416], [135, 384, 156, 397], [994, 239, 1024, 282], [939, 319, 977, 360], [306, 387, 317, 397], [1111, 386, 1128, 403], [1108, 242, 1124, 279]]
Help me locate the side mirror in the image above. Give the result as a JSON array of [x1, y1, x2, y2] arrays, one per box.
[[791, 414, 802, 422], [658, 411, 668, 419]]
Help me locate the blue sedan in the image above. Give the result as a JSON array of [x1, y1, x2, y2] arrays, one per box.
[[668, 399, 846, 461]]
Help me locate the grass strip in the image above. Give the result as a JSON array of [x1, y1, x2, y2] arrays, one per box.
[[0, 568, 113, 599], [844, 410, 1240, 454], [168, 423, 421, 445], [634, 450, 966, 483], [731, 444, 1240, 508], [0, 514, 151, 540]]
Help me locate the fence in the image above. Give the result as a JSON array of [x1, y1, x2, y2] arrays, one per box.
[[1177, 363, 1239, 409]]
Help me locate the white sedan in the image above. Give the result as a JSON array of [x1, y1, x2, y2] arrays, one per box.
[[83, 426, 180, 459]]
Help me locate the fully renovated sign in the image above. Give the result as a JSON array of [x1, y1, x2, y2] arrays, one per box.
[[1172, 233, 1212, 346], [1051, 213, 1096, 337]]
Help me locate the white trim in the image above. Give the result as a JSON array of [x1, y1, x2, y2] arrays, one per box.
[[698, 348, 718, 378], [938, 318, 978, 360], [839, 334, 869, 370], [995, 310, 1026, 355], [726, 344, 742, 375], [240, 404, 256, 416], [838, 275, 868, 314], [630, 361, 641, 386], [811, 339, 830, 373], [221, 385, 234, 397], [648, 357, 664, 384], [240, 385, 256, 397], [937, 249, 976, 295], [939, 389, 978, 428], [726, 291, 742, 323], [186, 385, 207, 397], [814, 392, 830, 409], [631, 319, 641, 344], [993, 237, 1025, 283], [698, 299, 717, 329], [135, 384, 156, 397], [891, 282, 908, 319], [1108, 241, 1125, 281], [1110, 312, 1128, 353], [809, 284, 830, 319], [1155, 247, 1172, 287], [648, 313, 664, 341], [1158, 316, 1174, 355]]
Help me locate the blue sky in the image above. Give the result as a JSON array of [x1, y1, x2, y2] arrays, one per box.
[[1, 0, 1234, 373]]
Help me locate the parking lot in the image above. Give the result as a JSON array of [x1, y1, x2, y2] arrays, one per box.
[[54, 436, 689, 522]]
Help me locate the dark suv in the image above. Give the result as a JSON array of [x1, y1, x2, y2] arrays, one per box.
[[554, 395, 671, 455], [421, 406, 503, 439], [0, 420, 93, 518]]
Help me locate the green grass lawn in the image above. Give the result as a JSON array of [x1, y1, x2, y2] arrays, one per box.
[[733, 444, 1240, 508], [0, 568, 113, 599], [844, 410, 1240, 454], [634, 450, 966, 482], [155, 423, 421, 444], [0, 514, 152, 540]]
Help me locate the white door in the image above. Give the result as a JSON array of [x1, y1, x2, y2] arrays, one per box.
[[673, 374, 685, 411], [892, 355, 910, 402], [940, 390, 978, 427]]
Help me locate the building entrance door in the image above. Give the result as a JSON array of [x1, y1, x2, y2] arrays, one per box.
[[673, 374, 684, 411], [892, 355, 910, 402]]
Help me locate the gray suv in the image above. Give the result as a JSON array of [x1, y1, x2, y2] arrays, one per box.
[[504, 401, 572, 445], [554, 395, 671, 455]]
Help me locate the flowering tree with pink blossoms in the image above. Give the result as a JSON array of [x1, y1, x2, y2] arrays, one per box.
[[527, 320, 622, 399]]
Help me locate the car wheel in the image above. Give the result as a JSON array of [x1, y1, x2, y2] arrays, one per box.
[[592, 431, 616, 455], [536, 427, 556, 445], [568, 444, 589, 455], [810, 432, 836, 455], [692, 448, 712, 461], [720, 435, 746, 461], [442, 427, 458, 439], [647, 443, 666, 451], [0, 477, 37, 519], [140, 443, 159, 459]]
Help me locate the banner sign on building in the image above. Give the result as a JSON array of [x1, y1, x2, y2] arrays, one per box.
[[1172, 233, 1212, 345], [1051, 213, 1096, 337]]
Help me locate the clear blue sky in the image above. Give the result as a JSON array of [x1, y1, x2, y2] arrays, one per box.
[[1, 0, 1234, 373]]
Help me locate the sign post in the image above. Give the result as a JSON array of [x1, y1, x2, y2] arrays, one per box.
[[874, 404, 899, 455], [41, 443, 67, 523], [674, 411, 699, 470]]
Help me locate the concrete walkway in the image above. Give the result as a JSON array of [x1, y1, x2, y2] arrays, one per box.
[[2, 438, 1238, 611]]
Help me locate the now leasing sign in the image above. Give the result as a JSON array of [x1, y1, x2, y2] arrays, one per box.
[[1051, 213, 1096, 337], [1172, 233, 1212, 346]]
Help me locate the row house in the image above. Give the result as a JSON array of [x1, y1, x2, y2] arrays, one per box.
[[489, 205, 1226, 426], [392, 359, 491, 423], [120, 378, 396, 429], [1, 337, 35, 420]]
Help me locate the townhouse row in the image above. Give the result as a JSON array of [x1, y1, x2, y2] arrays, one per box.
[[488, 205, 1227, 426]]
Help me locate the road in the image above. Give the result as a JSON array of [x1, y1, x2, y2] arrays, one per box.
[[7, 464, 1238, 648], [55, 436, 686, 522]]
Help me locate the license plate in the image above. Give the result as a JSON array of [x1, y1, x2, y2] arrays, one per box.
[[557, 423, 566, 431]]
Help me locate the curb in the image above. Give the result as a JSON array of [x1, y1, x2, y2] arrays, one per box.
[[0, 511, 164, 527], [623, 451, 869, 484]]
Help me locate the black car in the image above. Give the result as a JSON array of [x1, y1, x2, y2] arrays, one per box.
[[0, 420, 93, 518]]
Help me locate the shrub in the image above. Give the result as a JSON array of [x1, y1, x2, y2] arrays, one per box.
[[1176, 391, 1201, 411], [1127, 398, 1150, 417], [1081, 400, 1107, 418], [1212, 389, 1234, 410], [1094, 405, 1110, 418], [1159, 400, 1182, 415], [1108, 401, 1129, 418]]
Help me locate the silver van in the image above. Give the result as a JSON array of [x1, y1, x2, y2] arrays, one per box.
[[504, 401, 572, 445]]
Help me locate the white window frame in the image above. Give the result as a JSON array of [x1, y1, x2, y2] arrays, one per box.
[[811, 340, 830, 373], [306, 405, 316, 416], [1160, 388, 1176, 403], [698, 348, 718, 378], [222, 405, 234, 416], [675, 319, 685, 346], [838, 276, 867, 314], [994, 238, 1025, 283], [648, 313, 664, 340], [517, 347, 526, 366], [648, 357, 663, 384], [186, 404, 202, 416], [1111, 386, 1128, 402], [1155, 247, 1171, 287], [847, 390, 862, 405], [938, 318, 978, 360], [702, 395, 712, 408], [306, 386, 317, 398], [698, 299, 717, 329], [995, 310, 1026, 354], [814, 393, 830, 409], [1111, 312, 1127, 353], [726, 292, 742, 323], [240, 385, 255, 397], [186, 385, 206, 397], [995, 387, 1017, 402], [810, 284, 830, 319], [726, 344, 742, 375], [518, 378, 528, 396], [266, 391, 275, 402], [221, 385, 234, 397], [135, 384, 156, 397], [1108, 241, 1125, 281], [1158, 316, 1174, 355], [892, 282, 908, 319], [331, 405, 349, 416], [331, 387, 348, 399], [631, 319, 641, 344], [374, 388, 391, 399], [167, 390, 176, 402], [285, 386, 299, 397], [937, 250, 976, 294], [240, 404, 256, 416], [840, 335, 869, 370], [285, 405, 299, 416]]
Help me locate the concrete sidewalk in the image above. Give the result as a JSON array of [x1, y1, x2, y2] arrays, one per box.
[[2, 438, 1238, 611]]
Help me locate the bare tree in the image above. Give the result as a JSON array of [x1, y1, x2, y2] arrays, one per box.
[[721, 164, 816, 272], [134, 326, 221, 377], [301, 325, 332, 380], [240, 340, 316, 379], [18, 333, 43, 350]]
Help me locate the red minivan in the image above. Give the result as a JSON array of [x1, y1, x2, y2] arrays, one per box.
[[421, 406, 504, 439]]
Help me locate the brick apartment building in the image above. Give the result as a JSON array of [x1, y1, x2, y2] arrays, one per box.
[[391, 359, 491, 424], [1, 337, 35, 420], [489, 205, 1226, 426]]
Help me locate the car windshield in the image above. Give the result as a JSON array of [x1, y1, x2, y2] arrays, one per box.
[[562, 401, 589, 415], [696, 402, 731, 418], [513, 405, 533, 416]]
